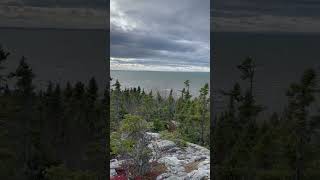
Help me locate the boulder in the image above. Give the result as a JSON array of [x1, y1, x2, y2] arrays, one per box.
[[110, 168, 117, 176], [110, 132, 211, 180], [154, 139, 176, 151], [145, 132, 161, 140], [198, 160, 210, 170], [110, 159, 121, 169], [187, 169, 210, 180]]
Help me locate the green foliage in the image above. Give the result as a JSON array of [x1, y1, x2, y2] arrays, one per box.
[[112, 114, 152, 177], [110, 132, 121, 156], [160, 130, 187, 148], [0, 47, 106, 179], [120, 114, 149, 135], [109, 80, 210, 176], [110, 79, 211, 147], [153, 119, 167, 132], [214, 58, 320, 180], [110, 131, 135, 156]]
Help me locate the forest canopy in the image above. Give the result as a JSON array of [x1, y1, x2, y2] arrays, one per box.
[[0, 45, 107, 180], [213, 57, 320, 180]]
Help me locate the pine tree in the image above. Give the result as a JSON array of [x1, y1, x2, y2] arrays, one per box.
[[87, 77, 98, 103], [111, 80, 123, 125], [63, 82, 73, 100], [199, 83, 209, 145], [237, 57, 255, 97], [184, 80, 192, 100], [167, 89, 175, 120], [10, 57, 38, 179], [86, 77, 99, 131], [286, 69, 317, 180], [10, 56, 35, 96], [0, 45, 10, 92]]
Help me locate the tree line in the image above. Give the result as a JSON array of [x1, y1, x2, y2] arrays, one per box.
[[110, 75, 210, 178], [0, 45, 107, 180], [110, 79, 210, 147], [213, 57, 320, 180]]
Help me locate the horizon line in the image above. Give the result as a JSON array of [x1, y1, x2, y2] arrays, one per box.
[[110, 69, 210, 73]]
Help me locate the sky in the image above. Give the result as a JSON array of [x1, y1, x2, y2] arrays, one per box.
[[0, 0, 107, 29], [213, 0, 320, 33], [110, 0, 210, 72]]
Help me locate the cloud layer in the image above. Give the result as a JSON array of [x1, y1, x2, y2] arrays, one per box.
[[110, 0, 210, 72], [0, 0, 107, 29], [213, 0, 320, 33]]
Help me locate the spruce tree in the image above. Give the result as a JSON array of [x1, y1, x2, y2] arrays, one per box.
[[0, 45, 10, 91], [199, 83, 209, 145], [286, 69, 317, 180], [10, 57, 38, 179]]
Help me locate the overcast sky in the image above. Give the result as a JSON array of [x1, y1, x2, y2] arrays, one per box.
[[213, 0, 320, 33], [110, 0, 210, 72], [0, 0, 107, 29]]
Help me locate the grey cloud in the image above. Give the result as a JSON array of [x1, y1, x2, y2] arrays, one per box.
[[0, 5, 107, 29], [111, 42, 209, 65], [213, 0, 320, 32], [0, 0, 107, 29], [1, 0, 107, 9], [111, 30, 197, 52], [111, 0, 210, 71]]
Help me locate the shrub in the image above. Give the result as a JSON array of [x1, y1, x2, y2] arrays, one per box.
[[160, 130, 187, 148], [114, 114, 152, 178], [153, 119, 166, 132]]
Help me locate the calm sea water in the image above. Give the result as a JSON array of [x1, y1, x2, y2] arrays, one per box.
[[111, 70, 210, 97], [213, 32, 320, 116], [2, 28, 320, 116], [0, 28, 108, 91]]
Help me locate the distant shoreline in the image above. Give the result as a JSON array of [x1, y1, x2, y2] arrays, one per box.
[[110, 69, 210, 73]]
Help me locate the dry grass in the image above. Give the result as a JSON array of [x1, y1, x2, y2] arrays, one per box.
[[150, 162, 167, 174], [184, 161, 201, 173], [141, 162, 168, 180]]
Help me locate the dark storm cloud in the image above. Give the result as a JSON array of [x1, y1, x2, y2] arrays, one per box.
[[111, 0, 210, 72], [0, 0, 107, 29], [213, 0, 320, 32], [111, 31, 196, 52]]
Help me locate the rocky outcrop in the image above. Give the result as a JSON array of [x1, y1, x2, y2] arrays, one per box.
[[110, 132, 210, 180]]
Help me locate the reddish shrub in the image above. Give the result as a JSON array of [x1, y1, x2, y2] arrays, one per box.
[[134, 176, 143, 180], [110, 175, 128, 180], [116, 168, 127, 176]]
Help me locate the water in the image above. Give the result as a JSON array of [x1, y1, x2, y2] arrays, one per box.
[[0, 28, 108, 91], [2, 28, 320, 115], [212, 32, 320, 116], [111, 70, 210, 97]]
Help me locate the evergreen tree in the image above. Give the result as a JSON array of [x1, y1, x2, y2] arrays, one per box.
[[10, 57, 38, 179], [0, 45, 10, 91], [199, 83, 209, 145], [10, 56, 35, 96], [286, 69, 318, 180]]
